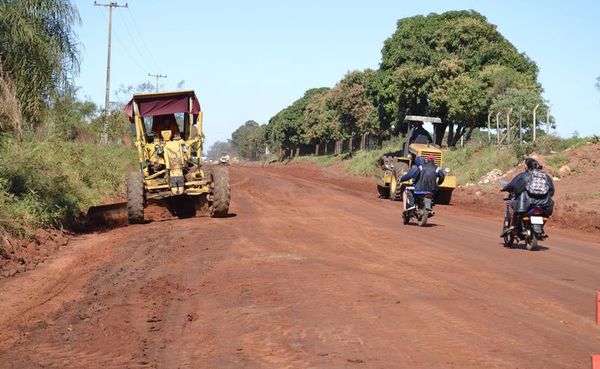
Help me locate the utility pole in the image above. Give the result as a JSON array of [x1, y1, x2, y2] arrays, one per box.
[[148, 73, 167, 92], [94, 1, 128, 144]]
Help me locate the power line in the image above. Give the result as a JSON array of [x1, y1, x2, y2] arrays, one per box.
[[94, 1, 128, 144], [126, 7, 161, 71], [115, 10, 155, 72], [94, 7, 147, 73]]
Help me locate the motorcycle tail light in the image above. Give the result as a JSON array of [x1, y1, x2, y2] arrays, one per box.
[[531, 208, 544, 215]]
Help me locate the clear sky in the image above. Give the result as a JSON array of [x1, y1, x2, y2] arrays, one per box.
[[75, 0, 600, 148]]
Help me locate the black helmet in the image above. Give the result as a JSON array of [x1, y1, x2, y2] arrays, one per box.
[[525, 158, 542, 171]]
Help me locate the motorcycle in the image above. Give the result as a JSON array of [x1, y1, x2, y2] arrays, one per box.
[[402, 187, 435, 227], [500, 190, 549, 251]]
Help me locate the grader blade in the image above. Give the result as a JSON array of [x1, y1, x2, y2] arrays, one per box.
[[86, 202, 128, 228]]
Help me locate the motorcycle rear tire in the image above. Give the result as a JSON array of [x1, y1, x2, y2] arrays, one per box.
[[526, 233, 538, 251], [418, 209, 428, 227]]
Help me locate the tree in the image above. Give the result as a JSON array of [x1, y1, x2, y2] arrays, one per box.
[[303, 89, 341, 144], [329, 71, 379, 138], [45, 86, 98, 141], [430, 74, 489, 146], [491, 88, 550, 139], [0, 0, 80, 126], [245, 124, 267, 160], [267, 88, 329, 154], [231, 120, 259, 159], [379, 10, 542, 146], [206, 140, 232, 160]]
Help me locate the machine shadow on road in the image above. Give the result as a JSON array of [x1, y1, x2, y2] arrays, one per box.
[[404, 223, 443, 228], [499, 243, 550, 252]]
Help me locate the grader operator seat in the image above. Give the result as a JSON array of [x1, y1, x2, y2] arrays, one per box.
[[152, 114, 180, 140], [402, 115, 442, 157], [413, 134, 431, 144]]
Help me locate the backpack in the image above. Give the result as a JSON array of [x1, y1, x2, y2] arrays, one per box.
[[526, 170, 549, 196]]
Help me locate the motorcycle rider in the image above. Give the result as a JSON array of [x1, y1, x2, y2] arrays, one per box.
[[400, 155, 445, 212], [500, 158, 555, 234]]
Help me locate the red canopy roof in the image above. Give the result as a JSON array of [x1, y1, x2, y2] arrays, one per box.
[[124, 91, 201, 120]]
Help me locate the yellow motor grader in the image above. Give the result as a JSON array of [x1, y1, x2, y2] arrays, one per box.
[[87, 90, 230, 225], [124, 90, 230, 223], [375, 115, 456, 204]]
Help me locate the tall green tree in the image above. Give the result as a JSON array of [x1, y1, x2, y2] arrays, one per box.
[[231, 120, 259, 159], [206, 140, 233, 160], [267, 88, 329, 153], [329, 70, 379, 138], [0, 0, 80, 127], [379, 10, 542, 146], [245, 124, 267, 160], [303, 89, 341, 144]]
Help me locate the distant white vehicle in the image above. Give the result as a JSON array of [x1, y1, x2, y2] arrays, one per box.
[[219, 153, 230, 165]]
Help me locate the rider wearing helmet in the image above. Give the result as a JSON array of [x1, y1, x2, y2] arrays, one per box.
[[400, 155, 445, 211]]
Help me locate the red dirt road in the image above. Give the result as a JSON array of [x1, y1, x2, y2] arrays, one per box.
[[1, 164, 599, 368]]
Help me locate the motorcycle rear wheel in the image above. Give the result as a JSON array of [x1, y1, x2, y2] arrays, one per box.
[[418, 209, 428, 227], [503, 232, 514, 248], [526, 234, 538, 251]]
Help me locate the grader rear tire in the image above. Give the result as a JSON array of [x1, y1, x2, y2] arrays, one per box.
[[209, 166, 230, 218], [390, 163, 408, 201], [389, 174, 402, 201], [126, 171, 144, 224]]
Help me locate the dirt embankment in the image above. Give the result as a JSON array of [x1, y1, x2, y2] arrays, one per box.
[[0, 229, 70, 279], [454, 142, 600, 235]]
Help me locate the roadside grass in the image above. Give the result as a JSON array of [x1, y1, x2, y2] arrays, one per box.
[[294, 155, 342, 167], [0, 133, 136, 237], [344, 137, 404, 177], [545, 154, 570, 168], [443, 144, 520, 184], [288, 134, 592, 185]]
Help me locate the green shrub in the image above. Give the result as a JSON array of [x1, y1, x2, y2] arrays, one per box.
[[345, 137, 404, 177], [444, 144, 520, 184], [546, 154, 570, 168], [0, 133, 136, 236], [533, 134, 586, 154]]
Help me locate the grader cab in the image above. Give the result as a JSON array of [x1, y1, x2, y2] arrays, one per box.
[[375, 115, 456, 204], [124, 90, 230, 223]]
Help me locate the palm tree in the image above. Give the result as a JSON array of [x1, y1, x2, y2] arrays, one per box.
[[0, 0, 80, 131]]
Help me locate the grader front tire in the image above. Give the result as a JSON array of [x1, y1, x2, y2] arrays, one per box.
[[209, 167, 230, 218], [126, 172, 145, 224]]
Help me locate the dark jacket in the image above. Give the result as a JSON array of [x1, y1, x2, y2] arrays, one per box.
[[400, 159, 445, 194], [502, 170, 555, 214], [409, 125, 433, 144], [501, 170, 555, 197]]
